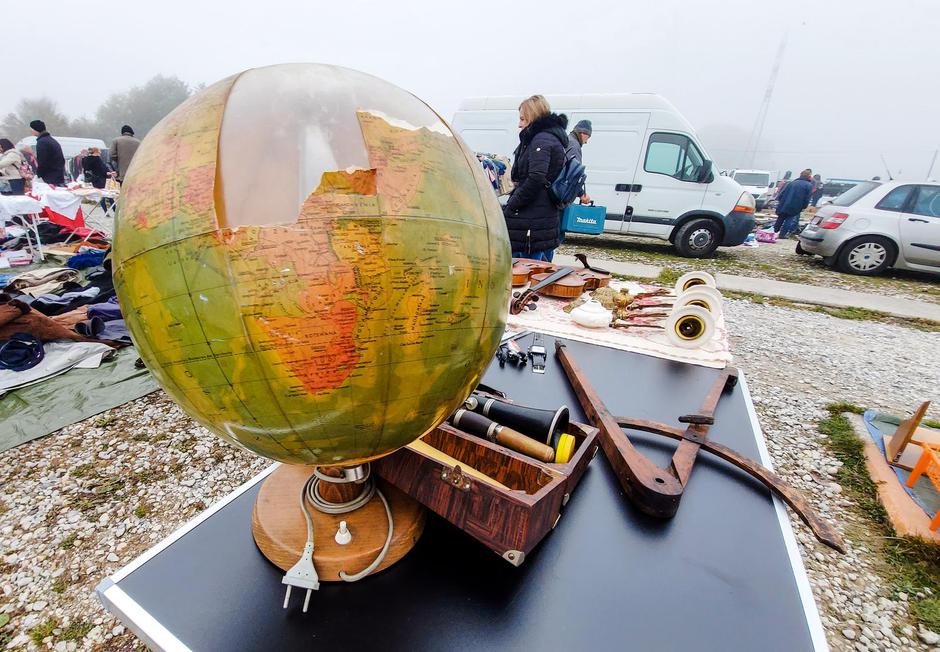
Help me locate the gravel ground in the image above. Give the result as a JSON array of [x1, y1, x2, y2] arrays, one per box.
[[1, 300, 939, 650]]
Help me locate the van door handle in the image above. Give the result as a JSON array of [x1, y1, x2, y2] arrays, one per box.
[[908, 217, 929, 223], [625, 206, 634, 217]]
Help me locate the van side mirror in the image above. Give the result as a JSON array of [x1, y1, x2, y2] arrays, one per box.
[[697, 160, 713, 184]]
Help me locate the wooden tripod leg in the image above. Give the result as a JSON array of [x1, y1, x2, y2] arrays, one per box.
[[617, 417, 846, 553], [555, 341, 684, 518]]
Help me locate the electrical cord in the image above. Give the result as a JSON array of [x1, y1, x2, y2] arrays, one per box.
[[283, 464, 395, 611]]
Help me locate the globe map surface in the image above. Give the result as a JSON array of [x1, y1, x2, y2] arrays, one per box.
[[112, 64, 511, 466]]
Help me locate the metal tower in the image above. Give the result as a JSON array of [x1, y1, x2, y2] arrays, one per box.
[[744, 36, 787, 168]]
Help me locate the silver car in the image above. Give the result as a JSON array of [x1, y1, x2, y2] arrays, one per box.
[[797, 180, 940, 276]]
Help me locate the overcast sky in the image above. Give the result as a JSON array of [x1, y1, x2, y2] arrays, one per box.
[[6, 0, 938, 180]]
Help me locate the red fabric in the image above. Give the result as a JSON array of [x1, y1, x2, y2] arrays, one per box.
[[42, 205, 85, 229]]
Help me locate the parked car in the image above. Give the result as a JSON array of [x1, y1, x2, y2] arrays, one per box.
[[796, 180, 940, 276], [730, 169, 777, 210], [452, 94, 756, 258]]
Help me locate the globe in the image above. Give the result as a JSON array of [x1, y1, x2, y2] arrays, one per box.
[[112, 63, 511, 466]]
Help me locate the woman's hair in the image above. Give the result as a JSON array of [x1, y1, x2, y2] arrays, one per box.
[[0, 139, 13, 152], [88, 146, 101, 155], [518, 95, 551, 124]]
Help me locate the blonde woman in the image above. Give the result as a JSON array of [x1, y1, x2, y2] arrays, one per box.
[[81, 147, 110, 189], [503, 95, 569, 261]]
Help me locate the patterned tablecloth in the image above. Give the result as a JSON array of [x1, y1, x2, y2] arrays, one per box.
[[506, 280, 732, 369]]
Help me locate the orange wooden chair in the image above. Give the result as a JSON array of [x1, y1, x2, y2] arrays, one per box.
[[906, 442, 940, 531]]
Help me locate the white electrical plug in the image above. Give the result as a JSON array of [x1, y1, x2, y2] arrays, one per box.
[[282, 540, 319, 612]]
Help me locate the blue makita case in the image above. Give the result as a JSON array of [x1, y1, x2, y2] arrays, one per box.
[[561, 202, 606, 234]]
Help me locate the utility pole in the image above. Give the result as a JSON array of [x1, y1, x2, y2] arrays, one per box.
[[744, 35, 787, 169]]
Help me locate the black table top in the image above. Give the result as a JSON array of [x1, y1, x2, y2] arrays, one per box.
[[100, 335, 825, 651]]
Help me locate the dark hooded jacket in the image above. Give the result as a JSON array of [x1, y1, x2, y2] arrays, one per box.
[[775, 177, 813, 216], [35, 132, 66, 185], [503, 113, 568, 254]]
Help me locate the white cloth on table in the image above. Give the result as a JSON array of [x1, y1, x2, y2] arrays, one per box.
[[0, 195, 44, 221], [29, 187, 82, 221]]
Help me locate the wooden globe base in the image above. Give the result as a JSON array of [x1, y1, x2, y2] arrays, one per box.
[[251, 464, 425, 581]]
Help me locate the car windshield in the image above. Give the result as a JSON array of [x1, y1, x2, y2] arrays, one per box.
[[734, 173, 770, 186], [830, 181, 880, 206]]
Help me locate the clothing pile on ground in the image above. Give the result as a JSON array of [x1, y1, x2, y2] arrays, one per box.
[[0, 213, 109, 268], [0, 256, 131, 393]]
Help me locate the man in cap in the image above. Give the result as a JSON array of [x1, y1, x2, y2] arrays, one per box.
[[773, 168, 814, 238], [567, 119, 592, 204], [29, 120, 65, 186], [109, 125, 141, 183]]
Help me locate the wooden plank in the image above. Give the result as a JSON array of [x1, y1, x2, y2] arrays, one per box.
[[886, 401, 931, 466]]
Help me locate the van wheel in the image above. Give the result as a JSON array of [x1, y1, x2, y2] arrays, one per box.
[[674, 219, 720, 258], [836, 236, 895, 276]]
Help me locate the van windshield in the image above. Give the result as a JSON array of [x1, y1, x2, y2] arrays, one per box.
[[734, 172, 770, 186], [830, 181, 880, 206]]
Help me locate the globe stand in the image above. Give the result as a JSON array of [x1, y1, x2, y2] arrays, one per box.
[[251, 463, 426, 581]]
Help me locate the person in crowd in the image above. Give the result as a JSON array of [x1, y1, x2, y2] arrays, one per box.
[[0, 139, 26, 195], [809, 173, 824, 207], [30, 120, 66, 186], [109, 125, 140, 182], [567, 119, 592, 204], [503, 95, 568, 262], [19, 145, 38, 174], [773, 168, 814, 238], [81, 147, 110, 189], [69, 149, 88, 182]]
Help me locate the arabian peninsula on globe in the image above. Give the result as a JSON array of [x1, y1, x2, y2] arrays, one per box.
[[111, 64, 511, 466]]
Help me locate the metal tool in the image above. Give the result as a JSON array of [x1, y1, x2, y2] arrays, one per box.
[[527, 333, 547, 374], [554, 340, 844, 552]]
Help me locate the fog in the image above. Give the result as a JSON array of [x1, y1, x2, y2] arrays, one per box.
[[5, 0, 938, 180]]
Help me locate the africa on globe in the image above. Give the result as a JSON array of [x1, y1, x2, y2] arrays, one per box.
[[112, 63, 511, 466]]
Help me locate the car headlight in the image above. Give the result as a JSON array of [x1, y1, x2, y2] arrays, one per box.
[[734, 192, 756, 214]]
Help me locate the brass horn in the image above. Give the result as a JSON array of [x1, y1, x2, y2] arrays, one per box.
[[465, 392, 569, 448]]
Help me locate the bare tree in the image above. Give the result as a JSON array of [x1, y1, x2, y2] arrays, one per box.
[[0, 98, 72, 142], [1, 76, 193, 144], [95, 75, 191, 140]]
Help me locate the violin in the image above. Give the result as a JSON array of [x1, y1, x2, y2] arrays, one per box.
[[509, 256, 612, 314]]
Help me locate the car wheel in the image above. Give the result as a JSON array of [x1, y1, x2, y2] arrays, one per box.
[[673, 219, 720, 258], [836, 236, 895, 276]]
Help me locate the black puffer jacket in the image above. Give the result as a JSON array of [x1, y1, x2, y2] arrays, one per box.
[[35, 132, 65, 186], [504, 113, 568, 254]]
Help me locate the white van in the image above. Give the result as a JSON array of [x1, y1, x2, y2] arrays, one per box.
[[452, 94, 756, 257], [16, 136, 109, 160], [730, 169, 777, 210]]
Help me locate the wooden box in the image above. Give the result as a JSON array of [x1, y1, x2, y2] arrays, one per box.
[[372, 420, 598, 565]]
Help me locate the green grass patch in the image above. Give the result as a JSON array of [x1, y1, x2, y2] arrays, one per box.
[[134, 503, 151, 518], [821, 403, 940, 631], [925, 419, 940, 430], [51, 577, 67, 594], [60, 620, 92, 641], [69, 463, 95, 479], [94, 414, 116, 428], [656, 267, 681, 287], [29, 618, 57, 644], [58, 533, 77, 550]]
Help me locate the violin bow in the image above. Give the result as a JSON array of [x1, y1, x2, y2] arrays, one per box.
[[554, 341, 844, 552]]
